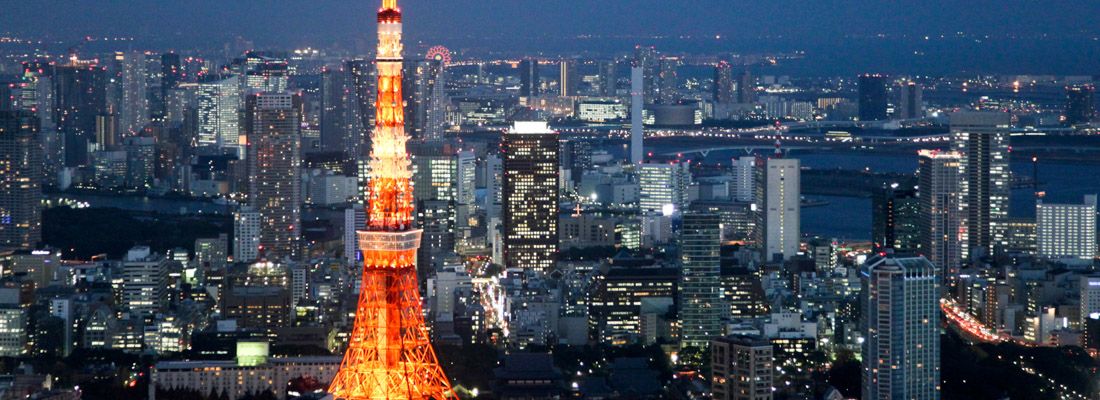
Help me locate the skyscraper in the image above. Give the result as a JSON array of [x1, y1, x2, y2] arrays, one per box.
[[952, 111, 1011, 260], [1065, 85, 1095, 126], [110, 52, 150, 136], [713, 61, 735, 103], [872, 185, 920, 254], [657, 57, 679, 104], [410, 141, 459, 274], [54, 59, 108, 167], [917, 150, 962, 275], [0, 111, 41, 250], [638, 162, 691, 216], [711, 335, 774, 400], [599, 60, 617, 97], [121, 246, 169, 317], [679, 212, 723, 351], [763, 158, 800, 261], [518, 59, 540, 98], [560, 59, 579, 97], [630, 66, 644, 164], [736, 69, 756, 104], [857, 74, 888, 121], [245, 92, 302, 260], [196, 75, 241, 150], [404, 59, 447, 140], [861, 253, 940, 400], [234, 207, 262, 263], [1036, 195, 1097, 261], [898, 81, 924, 120], [731, 156, 755, 202], [634, 46, 659, 104], [321, 63, 365, 158], [502, 121, 559, 272]]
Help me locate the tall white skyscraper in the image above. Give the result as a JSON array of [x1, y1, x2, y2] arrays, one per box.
[[861, 253, 940, 400], [1037, 195, 1097, 261], [732, 156, 756, 202], [764, 158, 800, 261], [630, 66, 644, 164], [196, 75, 241, 150], [638, 162, 691, 216], [918, 150, 962, 273], [952, 111, 1011, 260], [234, 208, 262, 263]]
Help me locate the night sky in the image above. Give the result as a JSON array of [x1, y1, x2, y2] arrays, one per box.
[[4, 1, 1100, 74]]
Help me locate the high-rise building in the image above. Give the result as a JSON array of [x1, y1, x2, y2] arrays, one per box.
[[599, 60, 617, 97], [763, 158, 800, 261], [121, 246, 169, 317], [343, 204, 366, 265], [1065, 85, 1095, 126], [737, 69, 756, 104], [404, 59, 447, 140], [679, 212, 723, 351], [872, 185, 920, 254], [196, 75, 241, 150], [559, 59, 579, 97], [917, 150, 962, 274], [518, 59, 540, 98], [711, 335, 774, 400], [321, 63, 365, 159], [346, 59, 375, 155], [630, 66, 644, 164], [898, 81, 923, 120], [410, 141, 459, 273], [713, 61, 735, 103], [861, 253, 940, 400], [122, 136, 155, 188], [54, 59, 108, 167], [952, 111, 1011, 260], [634, 46, 660, 105], [1080, 276, 1100, 332], [1036, 195, 1097, 261], [857, 74, 888, 121], [245, 92, 302, 260], [234, 207, 262, 263], [158, 53, 182, 119], [638, 162, 691, 216], [0, 111, 41, 250], [502, 121, 559, 272], [110, 52, 150, 136], [732, 156, 755, 202], [657, 57, 679, 104]]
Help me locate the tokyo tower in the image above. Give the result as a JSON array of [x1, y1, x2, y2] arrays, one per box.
[[327, 0, 456, 398]]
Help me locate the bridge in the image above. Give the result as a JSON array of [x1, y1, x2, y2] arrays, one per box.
[[660, 145, 816, 158]]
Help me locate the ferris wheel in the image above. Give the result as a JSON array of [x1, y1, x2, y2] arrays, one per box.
[[425, 45, 452, 65]]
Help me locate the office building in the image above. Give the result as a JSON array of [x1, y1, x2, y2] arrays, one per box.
[[872, 185, 920, 253], [638, 162, 691, 216], [233, 208, 261, 263], [737, 69, 756, 104], [731, 156, 756, 203], [898, 81, 924, 119], [589, 266, 678, 345], [245, 92, 302, 260], [223, 286, 290, 331], [763, 158, 800, 261], [1080, 276, 1100, 332], [151, 356, 341, 400], [861, 254, 940, 400], [320, 63, 366, 157], [344, 204, 366, 265], [918, 150, 962, 274], [1065, 85, 1095, 126], [404, 59, 447, 140], [502, 122, 559, 272], [952, 111, 1011, 260], [121, 246, 169, 317], [196, 75, 241, 150], [54, 59, 108, 167], [714, 61, 735, 103], [518, 59, 540, 98], [1036, 195, 1097, 261], [0, 111, 41, 250], [560, 59, 579, 97], [857, 74, 888, 121], [599, 60, 617, 97], [711, 335, 773, 400], [633, 46, 660, 104], [410, 141, 459, 273], [680, 212, 723, 351]]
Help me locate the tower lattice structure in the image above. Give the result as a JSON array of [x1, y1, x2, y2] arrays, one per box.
[[328, 1, 455, 398]]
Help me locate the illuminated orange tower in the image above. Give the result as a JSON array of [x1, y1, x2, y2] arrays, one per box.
[[327, 1, 455, 398]]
